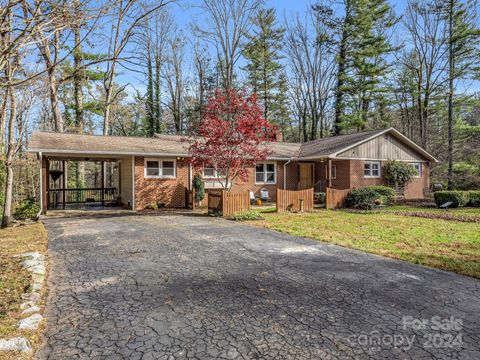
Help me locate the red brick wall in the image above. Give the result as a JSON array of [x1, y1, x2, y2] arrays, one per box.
[[134, 156, 189, 210], [349, 160, 429, 199], [206, 161, 299, 202], [134, 156, 430, 208], [315, 159, 429, 199], [404, 162, 429, 199], [315, 160, 351, 191]]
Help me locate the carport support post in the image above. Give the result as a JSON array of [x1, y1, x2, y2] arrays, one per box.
[[101, 161, 105, 205], [62, 160, 66, 209]]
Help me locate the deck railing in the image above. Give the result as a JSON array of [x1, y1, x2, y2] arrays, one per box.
[[48, 187, 118, 208]]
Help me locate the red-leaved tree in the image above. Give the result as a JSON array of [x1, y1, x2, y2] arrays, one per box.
[[185, 88, 276, 191]]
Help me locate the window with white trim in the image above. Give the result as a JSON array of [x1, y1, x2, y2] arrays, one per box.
[[331, 165, 337, 180], [202, 166, 226, 179], [203, 167, 216, 178], [364, 161, 380, 177], [255, 162, 276, 184], [144, 159, 176, 178], [411, 162, 422, 177]]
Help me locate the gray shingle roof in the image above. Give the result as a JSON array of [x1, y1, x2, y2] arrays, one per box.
[[28, 131, 301, 159], [298, 129, 387, 158], [28, 128, 435, 161]]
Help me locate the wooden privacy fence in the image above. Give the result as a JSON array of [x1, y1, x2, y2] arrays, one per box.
[[276, 188, 314, 212], [208, 190, 250, 216], [325, 187, 351, 209], [185, 188, 196, 210]]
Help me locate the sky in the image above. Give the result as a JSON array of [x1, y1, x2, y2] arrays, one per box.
[[110, 0, 478, 100]]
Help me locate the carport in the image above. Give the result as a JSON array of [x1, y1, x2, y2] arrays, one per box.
[[39, 154, 134, 214]]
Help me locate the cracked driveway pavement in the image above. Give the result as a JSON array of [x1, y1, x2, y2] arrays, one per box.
[[38, 212, 480, 359]]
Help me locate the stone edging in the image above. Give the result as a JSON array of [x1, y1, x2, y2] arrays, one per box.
[[0, 252, 46, 354]]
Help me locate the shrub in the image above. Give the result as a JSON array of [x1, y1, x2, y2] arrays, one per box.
[[346, 186, 396, 210], [433, 191, 470, 208], [366, 186, 396, 205], [145, 202, 158, 210], [468, 191, 480, 207], [13, 199, 40, 220], [192, 174, 205, 202], [315, 192, 326, 204], [346, 187, 381, 210], [383, 160, 417, 186], [231, 210, 263, 221]]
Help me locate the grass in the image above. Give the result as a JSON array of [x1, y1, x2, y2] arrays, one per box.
[[0, 223, 48, 359], [249, 207, 480, 278]]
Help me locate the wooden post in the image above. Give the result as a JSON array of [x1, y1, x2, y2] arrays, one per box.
[[101, 161, 105, 205], [62, 160, 66, 209], [41, 156, 48, 214]]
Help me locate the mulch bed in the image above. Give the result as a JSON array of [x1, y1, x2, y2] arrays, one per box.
[[389, 211, 480, 223], [343, 208, 480, 223]]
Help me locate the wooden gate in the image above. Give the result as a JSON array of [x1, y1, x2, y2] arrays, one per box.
[[208, 190, 250, 216], [325, 188, 350, 209], [276, 188, 314, 212]]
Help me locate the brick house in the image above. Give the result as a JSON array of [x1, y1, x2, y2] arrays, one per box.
[[29, 128, 437, 213]]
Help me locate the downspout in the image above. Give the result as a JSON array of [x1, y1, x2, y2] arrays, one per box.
[[36, 152, 43, 220], [283, 157, 293, 190]]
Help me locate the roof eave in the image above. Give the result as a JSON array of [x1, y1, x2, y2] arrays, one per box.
[[28, 148, 189, 157]]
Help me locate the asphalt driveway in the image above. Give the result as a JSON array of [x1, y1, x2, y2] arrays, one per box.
[[38, 212, 480, 359]]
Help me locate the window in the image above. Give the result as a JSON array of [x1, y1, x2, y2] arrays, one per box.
[[411, 162, 422, 177], [364, 161, 380, 177], [144, 159, 176, 178], [203, 167, 216, 178], [202, 166, 225, 179], [255, 162, 276, 184], [331, 165, 337, 180]]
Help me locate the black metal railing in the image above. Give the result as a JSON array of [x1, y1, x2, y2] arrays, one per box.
[[48, 187, 118, 208]]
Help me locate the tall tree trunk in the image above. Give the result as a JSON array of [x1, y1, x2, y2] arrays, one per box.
[[73, 26, 84, 132], [103, 61, 117, 135], [154, 50, 161, 133], [447, 0, 455, 190], [47, 68, 64, 132], [2, 84, 15, 228], [333, 27, 347, 135]]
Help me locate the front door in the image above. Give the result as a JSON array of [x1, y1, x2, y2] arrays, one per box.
[[298, 163, 314, 189]]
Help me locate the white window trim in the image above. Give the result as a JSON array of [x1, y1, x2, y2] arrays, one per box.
[[330, 165, 337, 180], [255, 162, 277, 185], [202, 167, 226, 179], [144, 158, 176, 179], [410, 162, 422, 177], [364, 161, 381, 178]]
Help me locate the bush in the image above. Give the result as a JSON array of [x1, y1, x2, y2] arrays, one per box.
[[13, 199, 40, 221], [315, 192, 326, 204], [366, 186, 396, 205], [346, 187, 381, 210], [145, 202, 158, 210], [231, 210, 263, 221], [468, 191, 480, 207], [346, 186, 396, 210], [192, 174, 205, 202], [383, 160, 417, 186], [433, 191, 470, 208]]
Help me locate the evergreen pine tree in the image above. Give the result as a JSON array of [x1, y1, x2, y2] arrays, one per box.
[[243, 8, 287, 124]]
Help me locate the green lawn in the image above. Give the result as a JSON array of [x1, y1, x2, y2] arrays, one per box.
[[248, 207, 480, 278]]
